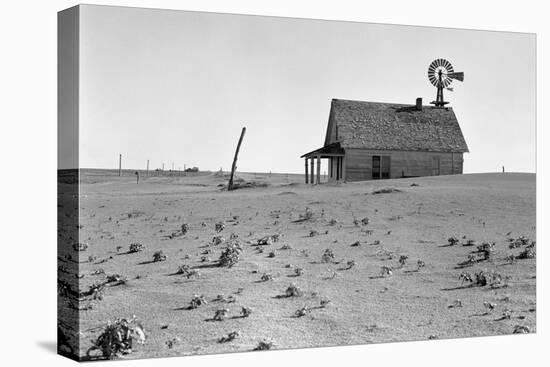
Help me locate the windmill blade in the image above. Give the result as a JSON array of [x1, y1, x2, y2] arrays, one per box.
[[446, 72, 464, 82], [446, 87, 454, 92]]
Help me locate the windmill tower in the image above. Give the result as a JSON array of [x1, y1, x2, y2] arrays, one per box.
[[428, 58, 464, 107]]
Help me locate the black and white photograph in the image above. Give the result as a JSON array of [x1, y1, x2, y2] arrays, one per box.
[[1, 1, 547, 366], [56, 3, 538, 362]]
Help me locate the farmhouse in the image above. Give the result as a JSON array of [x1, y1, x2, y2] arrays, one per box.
[[301, 98, 469, 183]]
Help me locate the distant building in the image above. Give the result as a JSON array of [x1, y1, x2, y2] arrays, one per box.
[[301, 98, 469, 183]]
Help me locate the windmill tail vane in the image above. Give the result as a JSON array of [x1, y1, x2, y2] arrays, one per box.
[[427, 58, 464, 107]]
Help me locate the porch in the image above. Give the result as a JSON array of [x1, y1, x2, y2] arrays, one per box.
[[300, 143, 345, 184]]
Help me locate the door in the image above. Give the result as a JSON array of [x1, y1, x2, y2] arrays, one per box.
[[381, 156, 391, 179], [372, 156, 381, 179], [432, 156, 440, 176], [372, 155, 391, 179]]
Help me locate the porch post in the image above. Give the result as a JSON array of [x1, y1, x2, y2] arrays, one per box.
[[304, 158, 309, 184], [310, 158, 314, 185], [316, 155, 321, 184]]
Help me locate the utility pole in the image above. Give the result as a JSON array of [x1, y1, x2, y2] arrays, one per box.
[[118, 154, 122, 176], [228, 127, 246, 191], [146, 159, 149, 177]]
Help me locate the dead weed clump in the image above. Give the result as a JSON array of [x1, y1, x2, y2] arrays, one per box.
[[152, 251, 167, 262], [285, 283, 304, 297], [218, 243, 243, 267], [86, 316, 146, 359], [516, 247, 536, 260], [189, 294, 207, 309], [128, 243, 144, 253], [213, 308, 229, 321], [218, 331, 239, 343], [73, 242, 89, 251], [253, 340, 273, 351], [321, 249, 336, 263]]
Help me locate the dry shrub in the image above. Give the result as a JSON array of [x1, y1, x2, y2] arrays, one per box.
[[477, 242, 495, 260], [89, 283, 106, 300], [254, 340, 273, 351], [417, 260, 426, 270], [372, 188, 401, 195], [211, 236, 225, 246], [474, 270, 503, 288], [459, 271, 473, 285], [513, 325, 530, 334], [215, 222, 225, 233], [319, 298, 331, 308], [218, 243, 242, 267], [345, 260, 356, 270], [176, 264, 200, 279], [321, 249, 335, 263], [180, 223, 189, 235], [294, 267, 304, 276], [240, 306, 252, 318], [398, 255, 408, 267], [295, 306, 308, 317], [86, 316, 146, 359], [280, 244, 293, 250], [152, 251, 167, 262], [285, 283, 304, 297], [128, 243, 144, 253], [213, 308, 229, 321], [189, 294, 207, 309], [260, 273, 273, 282], [447, 237, 459, 246], [380, 266, 393, 277], [508, 236, 533, 249], [73, 242, 89, 251], [516, 247, 536, 260], [165, 337, 181, 349], [106, 274, 127, 285], [218, 331, 239, 343], [448, 299, 463, 308], [268, 251, 276, 258]]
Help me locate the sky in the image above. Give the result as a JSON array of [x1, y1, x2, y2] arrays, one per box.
[[75, 5, 536, 173]]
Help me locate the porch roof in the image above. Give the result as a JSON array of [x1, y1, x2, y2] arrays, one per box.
[[300, 142, 345, 158]]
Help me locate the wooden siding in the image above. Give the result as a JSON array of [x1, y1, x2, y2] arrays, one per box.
[[344, 149, 463, 182]]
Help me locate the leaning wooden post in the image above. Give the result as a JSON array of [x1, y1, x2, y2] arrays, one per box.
[[118, 154, 122, 176], [304, 158, 309, 184], [228, 127, 246, 191]]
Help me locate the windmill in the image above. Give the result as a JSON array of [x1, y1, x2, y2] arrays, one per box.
[[428, 58, 464, 107]]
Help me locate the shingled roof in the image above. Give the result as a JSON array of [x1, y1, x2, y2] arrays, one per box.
[[324, 99, 469, 153]]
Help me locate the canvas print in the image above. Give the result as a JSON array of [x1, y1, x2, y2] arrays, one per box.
[[57, 4, 536, 361]]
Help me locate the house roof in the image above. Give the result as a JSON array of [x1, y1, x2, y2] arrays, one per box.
[[324, 99, 469, 153]]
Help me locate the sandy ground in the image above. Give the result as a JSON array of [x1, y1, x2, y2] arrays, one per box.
[[59, 171, 536, 360]]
